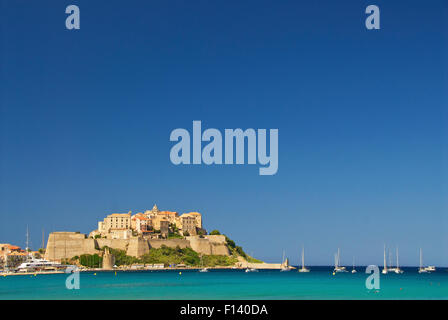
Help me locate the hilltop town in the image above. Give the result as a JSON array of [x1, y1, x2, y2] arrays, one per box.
[[91, 204, 204, 240], [1, 205, 281, 271]]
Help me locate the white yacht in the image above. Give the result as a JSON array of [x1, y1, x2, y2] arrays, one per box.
[[17, 256, 72, 273], [245, 268, 258, 272], [333, 248, 347, 273], [298, 246, 310, 273]]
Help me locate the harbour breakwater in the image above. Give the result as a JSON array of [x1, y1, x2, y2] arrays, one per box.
[[44, 232, 230, 261]]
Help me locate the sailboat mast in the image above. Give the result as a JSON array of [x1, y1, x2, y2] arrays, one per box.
[[396, 247, 399, 269], [26, 225, 29, 252], [419, 248, 423, 269], [389, 249, 392, 269], [302, 246, 305, 269], [383, 244, 387, 270]]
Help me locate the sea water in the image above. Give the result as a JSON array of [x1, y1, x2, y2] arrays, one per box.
[[0, 267, 446, 300]]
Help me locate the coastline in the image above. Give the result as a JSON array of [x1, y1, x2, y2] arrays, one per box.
[[0, 264, 283, 276]]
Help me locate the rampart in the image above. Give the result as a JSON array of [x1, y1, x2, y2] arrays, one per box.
[[45, 232, 231, 261]]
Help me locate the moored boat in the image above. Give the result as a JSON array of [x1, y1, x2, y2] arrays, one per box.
[[298, 246, 310, 273], [351, 256, 357, 273], [382, 244, 388, 274], [17, 256, 73, 273], [418, 249, 435, 273], [333, 248, 347, 273]]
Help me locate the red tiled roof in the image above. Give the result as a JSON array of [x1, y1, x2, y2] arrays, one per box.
[[8, 252, 27, 256], [159, 211, 178, 215], [185, 212, 201, 216]]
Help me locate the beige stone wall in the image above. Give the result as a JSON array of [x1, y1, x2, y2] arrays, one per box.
[[202, 235, 226, 243], [126, 238, 150, 257], [44, 232, 98, 261], [45, 232, 231, 261], [188, 238, 212, 255], [148, 239, 191, 249], [187, 235, 230, 256], [96, 238, 129, 251]]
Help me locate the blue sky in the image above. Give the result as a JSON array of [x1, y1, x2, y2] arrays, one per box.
[[1, 1, 447, 266]]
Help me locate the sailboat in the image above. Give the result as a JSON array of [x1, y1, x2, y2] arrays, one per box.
[[381, 244, 388, 274], [418, 248, 427, 273], [393, 247, 404, 274], [298, 246, 310, 273], [199, 255, 209, 272], [351, 256, 357, 273], [333, 248, 347, 273], [425, 265, 436, 272], [387, 247, 396, 273], [418, 248, 435, 273]]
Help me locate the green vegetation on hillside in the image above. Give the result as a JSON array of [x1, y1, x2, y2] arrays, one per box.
[[73, 244, 244, 268], [140, 246, 200, 266], [204, 230, 263, 263], [138, 246, 237, 267], [72, 230, 263, 267], [202, 254, 238, 267], [245, 255, 263, 263], [222, 234, 262, 263], [167, 233, 184, 239]]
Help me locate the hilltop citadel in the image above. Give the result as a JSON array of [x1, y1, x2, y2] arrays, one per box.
[[44, 204, 232, 262], [1, 205, 285, 270]]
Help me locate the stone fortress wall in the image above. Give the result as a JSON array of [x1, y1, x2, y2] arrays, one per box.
[[187, 235, 230, 256], [44, 232, 230, 261], [44, 232, 98, 261]]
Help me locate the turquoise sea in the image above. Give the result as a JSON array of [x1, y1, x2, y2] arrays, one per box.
[[0, 267, 446, 300]]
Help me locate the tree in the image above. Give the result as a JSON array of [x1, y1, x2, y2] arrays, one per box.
[[225, 236, 236, 249], [235, 246, 247, 258], [79, 254, 102, 268], [169, 223, 179, 233], [210, 230, 221, 235]]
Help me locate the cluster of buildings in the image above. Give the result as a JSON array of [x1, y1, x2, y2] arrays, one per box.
[[92, 205, 204, 240], [0, 244, 38, 269]]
